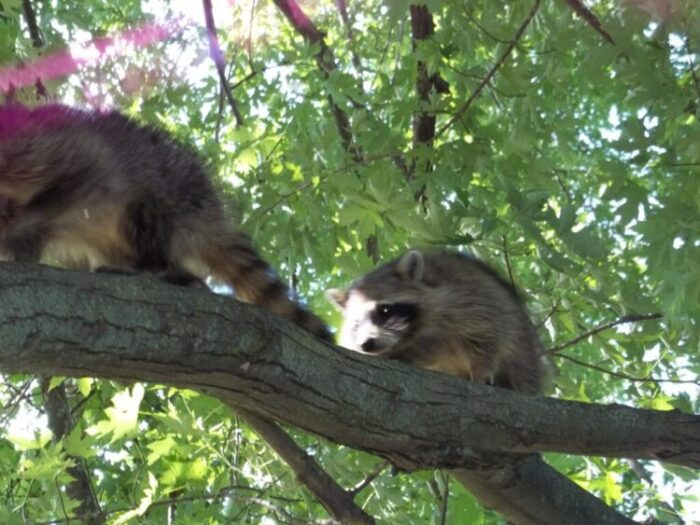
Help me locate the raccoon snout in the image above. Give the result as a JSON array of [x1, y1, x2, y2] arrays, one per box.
[[361, 338, 379, 353]]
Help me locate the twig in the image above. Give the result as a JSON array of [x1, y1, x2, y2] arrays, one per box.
[[243, 180, 314, 226], [463, 6, 512, 44], [437, 471, 449, 525], [502, 235, 516, 289], [535, 298, 561, 328], [628, 460, 686, 522], [334, 0, 361, 70], [202, 0, 244, 126], [548, 313, 663, 354], [684, 36, 700, 113], [563, 0, 615, 45], [0, 376, 35, 426], [350, 461, 389, 496], [554, 353, 700, 386], [437, 0, 541, 138], [38, 487, 309, 525]]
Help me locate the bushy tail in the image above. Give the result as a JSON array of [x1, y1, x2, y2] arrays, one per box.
[[202, 235, 332, 342]]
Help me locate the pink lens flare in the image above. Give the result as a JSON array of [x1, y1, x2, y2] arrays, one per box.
[[0, 21, 187, 94], [0, 104, 97, 141]]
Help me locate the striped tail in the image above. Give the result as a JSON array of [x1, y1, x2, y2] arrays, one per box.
[[202, 235, 333, 342]]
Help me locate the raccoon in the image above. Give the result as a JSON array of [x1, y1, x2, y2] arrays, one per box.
[[327, 250, 543, 392], [0, 103, 330, 341]]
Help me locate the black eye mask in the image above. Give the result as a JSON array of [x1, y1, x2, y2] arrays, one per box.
[[371, 303, 419, 330]]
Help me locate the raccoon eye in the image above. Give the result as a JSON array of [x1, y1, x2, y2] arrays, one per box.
[[373, 303, 418, 326]]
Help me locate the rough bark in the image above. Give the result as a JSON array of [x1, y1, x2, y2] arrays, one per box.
[[0, 263, 697, 470], [450, 456, 638, 525], [0, 263, 698, 524]]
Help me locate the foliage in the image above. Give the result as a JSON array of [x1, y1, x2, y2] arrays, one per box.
[[0, 0, 698, 523]]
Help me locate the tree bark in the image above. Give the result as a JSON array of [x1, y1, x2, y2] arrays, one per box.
[[0, 263, 697, 471], [0, 263, 698, 524]]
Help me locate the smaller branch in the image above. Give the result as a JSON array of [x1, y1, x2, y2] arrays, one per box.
[[202, 0, 244, 127], [463, 6, 512, 44], [502, 236, 516, 289], [243, 181, 314, 226], [236, 408, 375, 525], [272, 0, 363, 162], [247, 0, 257, 68], [535, 298, 561, 329], [334, 0, 361, 70], [548, 313, 663, 354], [554, 171, 573, 203], [350, 461, 389, 496], [22, 0, 44, 48], [435, 471, 449, 525], [437, 0, 541, 138], [684, 36, 700, 113], [40, 488, 311, 525], [555, 353, 700, 386], [0, 377, 35, 426], [628, 460, 686, 523], [41, 379, 104, 524], [563, 0, 615, 45]]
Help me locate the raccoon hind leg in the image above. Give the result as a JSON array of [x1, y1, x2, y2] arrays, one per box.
[[119, 197, 206, 288]]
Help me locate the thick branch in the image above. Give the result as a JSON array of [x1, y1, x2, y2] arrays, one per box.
[[0, 263, 697, 473], [236, 408, 374, 524], [410, 4, 436, 163], [451, 455, 637, 525]]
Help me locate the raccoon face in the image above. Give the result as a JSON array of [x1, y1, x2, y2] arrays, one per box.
[[327, 288, 419, 356]]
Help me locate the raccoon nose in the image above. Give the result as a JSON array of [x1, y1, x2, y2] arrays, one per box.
[[361, 338, 377, 353]]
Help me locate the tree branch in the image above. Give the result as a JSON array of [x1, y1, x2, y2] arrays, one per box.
[[451, 455, 638, 525], [0, 263, 697, 473], [41, 379, 104, 524], [548, 313, 663, 354], [202, 0, 244, 127], [555, 353, 699, 385], [562, 0, 615, 45], [236, 408, 374, 524], [272, 0, 362, 162], [409, 4, 437, 180], [21, 0, 44, 48], [437, 0, 541, 138]]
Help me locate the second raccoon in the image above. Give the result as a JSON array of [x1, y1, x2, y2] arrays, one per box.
[[327, 250, 543, 392]]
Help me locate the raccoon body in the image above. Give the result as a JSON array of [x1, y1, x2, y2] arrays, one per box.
[[327, 250, 543, 392], [0, 104, 330, 341]]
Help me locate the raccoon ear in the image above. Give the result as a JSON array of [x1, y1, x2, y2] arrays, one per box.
[[325, 288, 348, 309], [397, 250, 425, 282]]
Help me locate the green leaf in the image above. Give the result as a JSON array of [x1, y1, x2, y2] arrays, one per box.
[[86, 384, 144, 442]]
